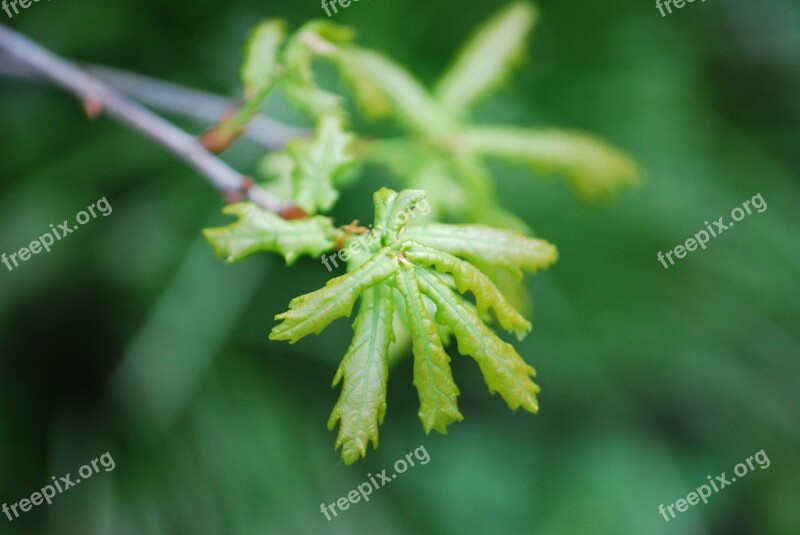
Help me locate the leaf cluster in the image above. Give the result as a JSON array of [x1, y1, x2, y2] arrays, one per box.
[[206, 189, 557, 464], [202, 1, 638, 464], [207, 2, 639, 224]]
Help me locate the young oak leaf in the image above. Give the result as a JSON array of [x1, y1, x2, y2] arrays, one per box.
[[330, 45, 456, 140], [270, 249, 398, 343], [327, 282, 395, 465], [241, 20, 287, 99], [415, 268, 540, 413], [404, 242, 531, 339], [309, 2, 638, 208], [434, 1, 539, 118], [280, 21, 352, 119], [203, 203, 336, 265], [372, 187, 428, 245], [203, 21, 289, 152], [334, 55, 393, 120], [404, 222, 558, 278], [462, 126, 640, 202], [257, 188, 555, 463], [205, 18, 353, 152], [288, 114, 354, 214], [395, 265, 464, 434]]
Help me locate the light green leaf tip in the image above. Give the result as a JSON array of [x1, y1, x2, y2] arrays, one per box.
[[395, 265, 463, 433], [464, 126, 640, 201], [405, 222, 558, 277], [202, 202, 336, 265], [270, 249, 399, 343], [241, 20, 287, 98], [404, 243, 532, 339], [327, 282, 395, 465], [415, 268, 540, 413], [279, 21, 353, 118], [332, 45, 455, 139], [435, 1, 538, 117]]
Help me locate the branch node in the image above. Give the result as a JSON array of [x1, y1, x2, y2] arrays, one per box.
[[82, 97, 103, 119], [278, 205, 308, 221]]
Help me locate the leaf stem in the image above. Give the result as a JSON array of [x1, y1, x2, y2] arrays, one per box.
[[201, 73, 285, 153]]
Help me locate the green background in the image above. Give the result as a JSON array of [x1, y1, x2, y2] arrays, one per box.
[[1, 0, 799, 533]]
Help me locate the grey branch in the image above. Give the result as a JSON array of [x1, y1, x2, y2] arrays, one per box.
[[0, 56, 309, 149], [85, 64, 309, 149], [0, 23, 294, 214]]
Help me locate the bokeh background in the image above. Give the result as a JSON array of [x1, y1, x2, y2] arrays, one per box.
[[1, 0, 799, 533]]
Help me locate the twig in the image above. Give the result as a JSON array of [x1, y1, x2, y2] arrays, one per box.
[[0, 55, 310, 149], [82, 64, 309, 149], [201, 73, 284, 153], [0, 24, 293, 214]]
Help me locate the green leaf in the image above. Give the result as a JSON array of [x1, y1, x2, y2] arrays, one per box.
[[404, 243, 531, 339], [241, 20, 287, 98], [327, 282, 395, 465], [295, 20, 355, 46], [372, 187, 428, 245], [288, 115, 353, 214], [335, 56, 393, 119], [211, 188, 558, 462], [203, 20, 288, 152], [332, 45, 455, 139], [415, 268, 540, 413], [280, 80, 344, 119], [270, 249, 399, 343], [435, 1, 538, 117], [202, 203, 336, 265], [316, 25, 392, 120], [463, 126, 640, 201], [279, 21, 352, 119], [395, 266, 463, 433], [359, 139, 423, 177], [405, 223, 558, 277], [256, 151, 295, 199]]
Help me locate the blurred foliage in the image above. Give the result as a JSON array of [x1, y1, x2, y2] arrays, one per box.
[[1, 0, 799, 534]]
